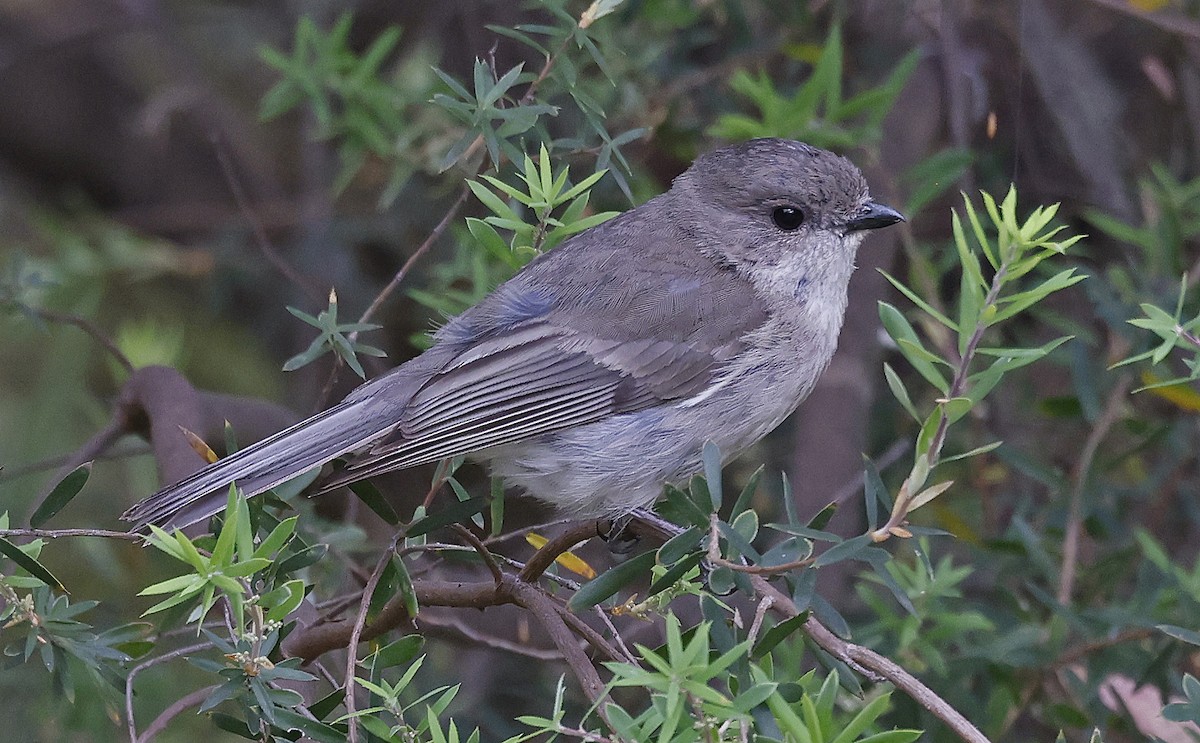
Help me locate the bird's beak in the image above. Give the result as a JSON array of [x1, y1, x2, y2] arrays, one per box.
[[845, 201, 905, 232]]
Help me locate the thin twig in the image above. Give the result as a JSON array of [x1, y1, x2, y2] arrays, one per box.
[[211, 133, 322, 303], [752, 576, 992, 743], [519, 520, 605, 583], [313, 185, 472, 410], [126, 641, 212, 742], [0, 527, 143, 542], [1053, 627, 1157, 668], [1058, 373, 1131, 604], [706, 514, 814, 575], [453, 523, 504, 585], [511, 580, 609, 707], [136, 685, 218, 743], [746, 595, 774, 647], [361, 185, 471, 329], [418, 613, 564, 660], [593, 607, 639, 664], [0, 442, 149, 482], [28, 307, 134, 374], [344, 537, 400, 743], [549, 600, 628, 664], [482, 517, 578, 547]]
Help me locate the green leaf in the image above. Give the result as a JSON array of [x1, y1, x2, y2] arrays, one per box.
[[264, 579, 307, 623], [646, 553, 704, 596], [991, 269, 1087, 323], [211, 485, 241, 566], [751, 612, 809, 659], [348, 481, 399, 525], [863, 458, 887, 528], [961, 195, 998, 269], [878, 271, 957, 331], [489, 477, 505, 537], [466, 218, 516, 265], [272, 707, 346, 743], [658, 527, 703, 565], [567, 550, 655, 610], [940, 440, 1003, 464], [1159, 624, 1200, 646], [391, 553, 419, 618], [883, 362, 920, 422], [951, 211, 988, 292], [731, 465, 765, 516], [252, 517, 298, 561], [914, 410, 940, 462], [879, 302, 949, 393], [896, 337, 951, 368], [0, 537, 62, 590], [144, 525, 187, 562], [371, 634, 425, 669], [940, 396, 973, 425], [406, 497, 487, 538], [139, 574, 202, 596], [813, 534, 872, 568], [761, 676, 815, 743], [277, 543, 327, 574], [558, 168, 609, 204], [702, 441, 723, 510], [467, 179, 521, 223], [857, 729, 922, 743], [719, 519, 760, 561], [30, 462, 92, 527]]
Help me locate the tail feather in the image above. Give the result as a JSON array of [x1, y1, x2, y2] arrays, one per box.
[[123, 399, 397, 531]]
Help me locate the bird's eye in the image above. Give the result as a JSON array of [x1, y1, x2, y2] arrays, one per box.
[[771, 206, 805, 231]]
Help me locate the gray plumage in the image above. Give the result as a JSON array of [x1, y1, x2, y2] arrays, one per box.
[[123, 138, 902, 531]]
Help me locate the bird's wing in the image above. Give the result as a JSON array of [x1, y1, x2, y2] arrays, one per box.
[[316, 318, 732, 489], [317, 207, 772, 489]]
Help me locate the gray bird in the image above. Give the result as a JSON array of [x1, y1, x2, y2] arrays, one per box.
[[124, 138, 903, 531]]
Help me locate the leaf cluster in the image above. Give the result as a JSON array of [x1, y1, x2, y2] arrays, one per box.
[[709, 26, 919, 150]]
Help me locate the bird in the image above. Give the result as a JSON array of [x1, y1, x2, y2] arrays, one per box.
[[123, 138, 903, 531]]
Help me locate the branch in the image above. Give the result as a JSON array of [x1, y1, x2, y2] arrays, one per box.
[[28, 307, 133, 374], [511, 580, 609, 708], [344, 538, 399, 743], [0, 527, 142, 542], [211, 132, 323, 303], [1058, 373, 1131, 603], [453, 523, 504, 585], [518, 520, 605, 582], [282, 579, 497, 661], [751, 576, 992, 743], [136, 686, 218, 743], [126, 641, 212, 742], [314, 185, 471, 409]]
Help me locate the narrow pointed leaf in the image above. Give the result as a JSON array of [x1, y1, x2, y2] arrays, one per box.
[[31, 462, 92, 527]]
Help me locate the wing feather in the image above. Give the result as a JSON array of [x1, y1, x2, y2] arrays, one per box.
[[318, 322, 717, 490]]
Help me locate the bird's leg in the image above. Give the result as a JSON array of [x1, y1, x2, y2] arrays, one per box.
[[600, 507, 686, 555]]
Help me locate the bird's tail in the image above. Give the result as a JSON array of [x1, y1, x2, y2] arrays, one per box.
[[122, 398, 398, 532]]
